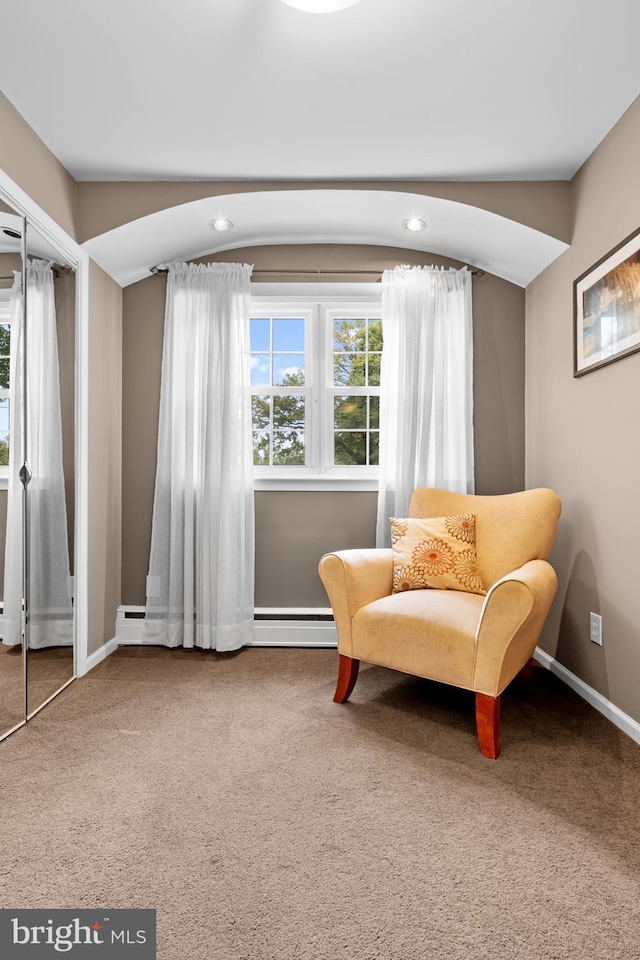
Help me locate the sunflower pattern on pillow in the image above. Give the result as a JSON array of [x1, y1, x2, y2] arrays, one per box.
[[390, 514, 485, 595]]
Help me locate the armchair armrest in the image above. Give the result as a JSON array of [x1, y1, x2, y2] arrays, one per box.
[[473, 559, 558, 697], [319, 549, 394, 657]]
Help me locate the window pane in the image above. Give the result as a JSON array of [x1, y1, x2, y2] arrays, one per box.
[[369, 396, 379, 429], [250, 318, 270, 352], [251, 396, 271, 465], [273, 430, 305, 465], [0, 323, 10, 391], [251, 354, 271, 386], [252, 430, 270, 466], [367, 354, 381, 386], [334, 353, 366, 387], [251, 395, 270, 431], [334, 431, 366, 466], [334, 395, 367, 429], [273, 394, 305, 430], [369, 431, 379, 466], [334, 318, 366, 352], [0, 398, 9, 466], [368, 318, 383, 351], [273, 318, 304, 352], [272, 395, 305, 465], [273, 354, 305, 386]]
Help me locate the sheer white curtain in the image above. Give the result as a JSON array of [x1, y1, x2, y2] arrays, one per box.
[[376, 265, 474, 546], [2, 261, 73, 648], [143, 262, 255, 650]]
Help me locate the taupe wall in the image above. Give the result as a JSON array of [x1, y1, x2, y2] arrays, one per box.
[[526, 96, 640, 723], [0, 91, 77, 239], [254, 491, 378, 607], [122, 243, 525, 608], [77, 180, 571, 245], [87, 260, 122, 655]]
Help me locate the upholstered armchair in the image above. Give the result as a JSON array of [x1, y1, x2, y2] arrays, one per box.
[[319, 487, 561, 758]]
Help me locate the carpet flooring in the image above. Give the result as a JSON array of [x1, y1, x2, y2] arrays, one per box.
[[1, 646, 640, 960], [0, 645, 75, 734]]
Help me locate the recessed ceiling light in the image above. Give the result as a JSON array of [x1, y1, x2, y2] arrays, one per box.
[[210, 218, 233, 232], [279, 0, 362, 12], [402, 217, 427, 233]]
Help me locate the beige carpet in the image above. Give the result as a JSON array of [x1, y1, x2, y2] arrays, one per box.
[[0, 643, 23, 732], [2, 646, 640, 960], [0, 645, 74, 733]]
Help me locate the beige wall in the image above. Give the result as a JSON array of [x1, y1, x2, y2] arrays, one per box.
[[526, 96, 640, 723], [76, 179, 571, 246], [255, 491, 378, 607], [87, 260, 122, 655], [0, 91, 77, 240], [122, 243, 525, 608]]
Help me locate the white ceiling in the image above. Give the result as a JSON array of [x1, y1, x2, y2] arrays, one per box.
[[0, 0, 638, 284], [0, 0, 639, 182]]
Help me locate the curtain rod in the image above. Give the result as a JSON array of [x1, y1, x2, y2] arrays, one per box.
[[0, 264, 72, 282], [149, 265, 485, 279]]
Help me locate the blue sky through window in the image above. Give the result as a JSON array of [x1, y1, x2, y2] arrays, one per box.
[[250, 317, 305, 386]]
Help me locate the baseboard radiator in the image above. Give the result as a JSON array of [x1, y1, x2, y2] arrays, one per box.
[[115, 606, 338, 648]]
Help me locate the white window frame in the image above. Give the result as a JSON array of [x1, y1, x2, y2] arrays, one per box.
[[250, 283, 382, 492]]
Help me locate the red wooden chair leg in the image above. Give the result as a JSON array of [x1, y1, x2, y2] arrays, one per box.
[[334, 655, 360, 703], [476, 693, 501, 759]]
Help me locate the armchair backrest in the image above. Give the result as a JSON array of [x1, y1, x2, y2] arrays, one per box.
[[409, 487, 561, 589]]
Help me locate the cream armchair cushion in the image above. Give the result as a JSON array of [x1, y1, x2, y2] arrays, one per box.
[[319, 487, 561, 758]]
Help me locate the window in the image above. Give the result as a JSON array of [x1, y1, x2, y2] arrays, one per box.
[[250, 312, 309, 467], [250, 294, 382, 488], [330, 312, 381, 468]]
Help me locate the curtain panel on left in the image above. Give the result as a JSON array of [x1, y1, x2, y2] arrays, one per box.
[[144, 262, 255, 650]]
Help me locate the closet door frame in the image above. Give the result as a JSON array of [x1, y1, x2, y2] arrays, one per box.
[[0, 168, 90, 687]]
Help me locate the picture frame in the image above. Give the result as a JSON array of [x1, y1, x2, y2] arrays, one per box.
[[574, 225, 640, 377]]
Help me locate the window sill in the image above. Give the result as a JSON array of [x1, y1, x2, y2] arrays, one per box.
[[254, 474, 378, 492]]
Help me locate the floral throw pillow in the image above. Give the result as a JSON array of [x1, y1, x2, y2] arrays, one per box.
[[390, 514, 485, 595]]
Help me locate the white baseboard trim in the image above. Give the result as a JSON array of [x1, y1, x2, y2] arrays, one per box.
[[114, 606, 338, 649], [83, 636, 119, 675], [534, 647, 640, 747]]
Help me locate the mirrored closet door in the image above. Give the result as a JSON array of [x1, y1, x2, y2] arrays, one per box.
[[0, 212, 76, 739]]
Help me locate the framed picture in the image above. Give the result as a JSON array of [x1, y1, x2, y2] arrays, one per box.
[[574, 226, 640, 377]]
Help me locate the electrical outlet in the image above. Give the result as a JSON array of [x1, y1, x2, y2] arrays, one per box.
[[590, 612, 603, 646]]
